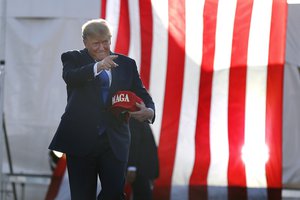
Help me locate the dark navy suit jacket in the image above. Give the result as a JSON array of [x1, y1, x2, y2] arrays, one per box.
[[49, 49, 155, 162]]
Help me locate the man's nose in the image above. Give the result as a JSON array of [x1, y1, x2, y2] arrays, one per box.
[[98, 43, 105, 50]]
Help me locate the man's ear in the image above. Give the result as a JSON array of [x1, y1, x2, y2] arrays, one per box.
[[83, 38, 87, 47]]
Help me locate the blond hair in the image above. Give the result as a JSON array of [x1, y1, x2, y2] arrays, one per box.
[[81, 19, 112, 39]]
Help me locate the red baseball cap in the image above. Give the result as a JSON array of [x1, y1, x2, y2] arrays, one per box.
[[110, 91, 144, 122]]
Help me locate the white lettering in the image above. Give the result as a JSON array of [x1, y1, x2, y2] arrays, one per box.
[[112, 93, 130, 104]]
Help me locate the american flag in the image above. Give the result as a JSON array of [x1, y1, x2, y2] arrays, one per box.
[[101, 0, 287, 199]]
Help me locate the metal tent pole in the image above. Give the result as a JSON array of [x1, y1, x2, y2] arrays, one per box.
[[3, 115, 18, 200], [0, 0, 6, 197], [0, 64, 4, 200], [0, 0, 18, 199], [0, 63, 4, 200]]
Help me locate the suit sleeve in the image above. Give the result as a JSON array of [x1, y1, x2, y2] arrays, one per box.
[[130, 59, 156, 122], [62, 51, 95, 87]]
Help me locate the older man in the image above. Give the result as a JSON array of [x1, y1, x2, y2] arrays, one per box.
[[49, 19, 155, 200]]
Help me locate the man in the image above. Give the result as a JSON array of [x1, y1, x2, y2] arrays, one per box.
[[126, 118, 159, 200], [48, 19, 155, 200]]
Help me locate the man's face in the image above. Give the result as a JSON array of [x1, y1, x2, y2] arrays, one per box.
[[84, 35, 111, 61]]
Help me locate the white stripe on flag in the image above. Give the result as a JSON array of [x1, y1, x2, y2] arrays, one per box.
[[207, 0, 237, 186], [105, 0, 120, 51], [55, 170, 70, 200], [128, 0, 141, 71], [170, 0, 204, 199], [245, 0, 273, 188], [149, 0, 169, 145]]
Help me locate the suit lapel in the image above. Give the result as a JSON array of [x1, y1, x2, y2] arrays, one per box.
[[81, 48, 107, 106], [108, 52, 120, 106], [86, 51, 119, 107], [108, 67, 118, 106]]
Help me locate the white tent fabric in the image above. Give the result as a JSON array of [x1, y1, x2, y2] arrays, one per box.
[[283, 4, 300, 188], [0, 0, 299, 199], [0, 0, 100, 199], [286, 4, 300, 66], [283, 63, 300, 188]]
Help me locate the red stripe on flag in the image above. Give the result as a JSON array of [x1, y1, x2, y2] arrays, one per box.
[[265, 0, 286, 189], [114, 0, 130, 55], [101, 0, 107, 18], [189, 0, 218, 198], [139, 0, 153, 90], [153, 0, 186, 199], [45, 156, 67, 200], [227, 1, 253, 199], [227, 0, 253, 190]]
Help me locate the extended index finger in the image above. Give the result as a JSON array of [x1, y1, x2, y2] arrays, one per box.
[[109, 55, 118, 60], [108, 55, 119, 67]]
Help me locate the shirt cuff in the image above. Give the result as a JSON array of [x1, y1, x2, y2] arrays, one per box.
[[127, 166, 137, 171], [94, 62, 101, 77], [147, 108, 154, 123]]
